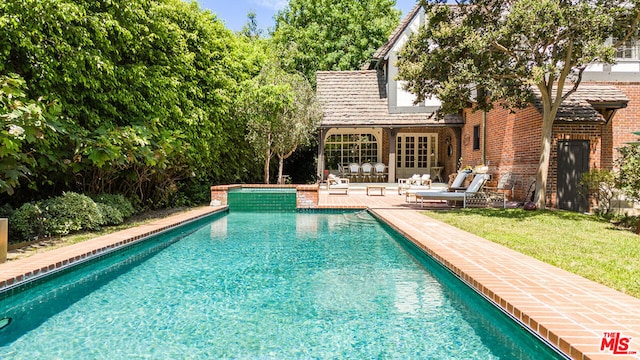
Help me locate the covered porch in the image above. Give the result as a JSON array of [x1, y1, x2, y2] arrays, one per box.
[[315, 70, 464, 184]]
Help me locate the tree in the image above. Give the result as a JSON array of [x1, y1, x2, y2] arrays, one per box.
[[240, 11, 263, 39], [616, 134, 640, 234], [239, 60, 322, 184], [272, 0, 401, 86], [397, 0, 640, 209], [0, 0, 261, 205], [0, 74, 60, 195]]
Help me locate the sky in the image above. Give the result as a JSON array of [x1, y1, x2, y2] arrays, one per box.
[[196, 0, 419, 33]]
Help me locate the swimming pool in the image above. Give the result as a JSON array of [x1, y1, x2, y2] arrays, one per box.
[[0, 211, 563, 359]]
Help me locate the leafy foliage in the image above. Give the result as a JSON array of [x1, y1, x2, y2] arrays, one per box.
[[398, 0, 640, 208], [616, 144, 640, 201], [0, 74, 60, 195], [0, 0, 263, 206], [92, 193, 136, 218], [272, 0, 401, 85], [11, 202, 48, 241], [10, 192, 137, 241], [579, 169, 616, 214], [96, 203, 124, 226], [43, 192, 103, 235], [239, 59, 322, 184]]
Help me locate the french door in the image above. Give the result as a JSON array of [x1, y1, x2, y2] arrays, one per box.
[[396, 133, 437, 179]]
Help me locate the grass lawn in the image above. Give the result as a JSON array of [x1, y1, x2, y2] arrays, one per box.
[[423, 208, 640, 298]]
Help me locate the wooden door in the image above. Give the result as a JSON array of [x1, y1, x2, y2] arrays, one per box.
[[557, 140, 589, 212]]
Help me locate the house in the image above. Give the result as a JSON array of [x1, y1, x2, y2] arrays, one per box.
[[315, 4, 639, 211]]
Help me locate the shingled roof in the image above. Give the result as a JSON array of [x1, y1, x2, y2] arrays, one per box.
[[532, 85, 628, 123], [316, 70, 462, 128]]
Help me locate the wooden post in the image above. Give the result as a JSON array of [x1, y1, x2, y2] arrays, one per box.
[[0, 218, 7, 263]]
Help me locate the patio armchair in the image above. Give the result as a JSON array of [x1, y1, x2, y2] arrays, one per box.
[[326, 174, 350, 194], [484, 172, 517, 200], [347, 163, 361, 182], [361, 163, 374, 182], [373, 163, 387, 182]]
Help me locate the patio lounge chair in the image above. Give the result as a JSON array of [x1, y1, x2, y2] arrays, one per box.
[[449, 170, 472, 191], [398, 174, 432, 195], [414, 174, 502, 208], [404, 174, 433, 202], [327, 174, 349, 194]]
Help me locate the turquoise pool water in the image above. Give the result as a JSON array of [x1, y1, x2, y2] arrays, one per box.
[[0, 211, 563, 359]]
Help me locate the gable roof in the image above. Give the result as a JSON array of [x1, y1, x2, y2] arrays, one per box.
[[532, 85, 628, 123], [372, 4, 422, 61], [316, 70, 462, 128]]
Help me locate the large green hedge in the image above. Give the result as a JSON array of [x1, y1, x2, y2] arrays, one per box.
[[0, 0, 264, 207]]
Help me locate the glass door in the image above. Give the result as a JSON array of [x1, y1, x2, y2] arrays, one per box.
[[396, 133, 437, 179]]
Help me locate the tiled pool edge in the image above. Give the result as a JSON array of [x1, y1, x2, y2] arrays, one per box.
[[369, 208, 640, 360], [0, 206, 226, 293]]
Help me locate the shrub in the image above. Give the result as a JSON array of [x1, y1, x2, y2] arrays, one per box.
[[96, 203, 124, 226], [92, 194, 135, 218], [43, 192, 103, 235], [11, 202, 48, 241], [0, 204, 13, 218], [579, 169, 616, 214]]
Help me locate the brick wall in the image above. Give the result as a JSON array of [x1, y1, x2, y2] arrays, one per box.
[[585, 82, 640, 168], [463, 106, 543, 202], [463, 104, 607, 206]]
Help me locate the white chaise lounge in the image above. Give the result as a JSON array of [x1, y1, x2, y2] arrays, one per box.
[[414, 174, 501, 208], [327, 174, 349, 194]]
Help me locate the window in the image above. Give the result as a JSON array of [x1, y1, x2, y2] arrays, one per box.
[[616, 39, 640, 59], [473, 125, 481, 151], [615, 31, 640, 59], [324, 132, 379, 170]]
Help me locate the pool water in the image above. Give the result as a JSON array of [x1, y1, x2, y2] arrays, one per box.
[[0, 211, 563, 359]]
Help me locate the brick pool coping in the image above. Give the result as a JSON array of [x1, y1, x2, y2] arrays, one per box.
[[2, 187, 640, 360]]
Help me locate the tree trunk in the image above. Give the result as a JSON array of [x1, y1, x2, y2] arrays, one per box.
[[276, 147, 296, 185], [636, 218, 640, 235], [277, 156, 285, 184], [534, 113, 554, 209], [264, 147, 271, 184]]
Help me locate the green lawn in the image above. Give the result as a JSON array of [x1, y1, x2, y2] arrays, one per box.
[[422, 209, 640, 298]]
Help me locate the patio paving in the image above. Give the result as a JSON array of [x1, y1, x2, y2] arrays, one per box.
[[0, 184, 638, 359]]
